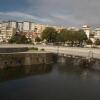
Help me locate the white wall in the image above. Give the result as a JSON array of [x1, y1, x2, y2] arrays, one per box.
[[23, 22, 30, 32]]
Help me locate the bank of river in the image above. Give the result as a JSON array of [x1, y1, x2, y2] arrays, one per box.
[[0, 51, 54, 69]]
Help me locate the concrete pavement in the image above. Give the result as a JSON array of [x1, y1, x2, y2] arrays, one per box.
[[0, 44, 100, 59], [34, 45, 100, 59]]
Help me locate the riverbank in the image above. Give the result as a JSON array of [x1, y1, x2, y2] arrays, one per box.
[[1, 44, 100, 71], [0, 51, 54, 69]]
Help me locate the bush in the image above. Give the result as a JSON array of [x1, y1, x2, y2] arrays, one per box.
[[35, 37, 42, 42], [86, 39, 93, 45], [40, 48, 45, 51], [29, 47, 38, 51], [9, 33, 32, 44], [33, 47, 38, 50], [95, 39, 100, 45]]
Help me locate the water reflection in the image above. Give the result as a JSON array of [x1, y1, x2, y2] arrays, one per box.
[[0, 64, 53, 82], [57, 62, 100, 81], [1, 62, 100, 100]]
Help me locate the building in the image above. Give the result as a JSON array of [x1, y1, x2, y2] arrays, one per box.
[[30, 22, 36, 31], [0, 25, 16, 42], [94, 28, 100, 39], [82, 25, 91, 39], [67, 27, 79, 31], [1, 21, 9, 28], [35, 24, 47, 37], [8, 21, 17, 29], [6, 27, 16, 40], [23, 21, 31, 32], [30, 23, 47, 38], [17, 22, 23, 32]]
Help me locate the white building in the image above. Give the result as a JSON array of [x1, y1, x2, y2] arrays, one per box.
[[17, 22, 23, 32], [67, 27, 79, 31], [23, 21, 31, 32], [30, 22, 36, 31], [94, 28, 100, 39], [82, 25, 91, 39], [1, 21, 9, 28], [0, 27, 6, 42], [9, 21, 17, 29], [0, 25, 16, 42]]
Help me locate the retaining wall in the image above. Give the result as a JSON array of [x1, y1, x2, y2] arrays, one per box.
[[0, 53, 53, 69]]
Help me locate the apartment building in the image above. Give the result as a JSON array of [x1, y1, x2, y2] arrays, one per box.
[[8, 21, 17, 29], [0, 21, 17, 42], [17, 22, 23, 32], [94, 28, 100, 39], [82, 25, 91, 39], [23, 21, 31, 32]]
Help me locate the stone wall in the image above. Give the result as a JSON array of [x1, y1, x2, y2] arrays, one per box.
[[0, 53, 54, 69], [0, 47, 28, 53]]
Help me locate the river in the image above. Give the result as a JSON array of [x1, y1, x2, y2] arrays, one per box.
[[0, 63, 100, 100]]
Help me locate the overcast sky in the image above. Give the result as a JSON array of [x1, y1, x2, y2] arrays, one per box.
[[0, 0, 100, 27]]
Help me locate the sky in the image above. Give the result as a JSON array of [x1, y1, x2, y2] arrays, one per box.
[[0, 0, 100, 27]]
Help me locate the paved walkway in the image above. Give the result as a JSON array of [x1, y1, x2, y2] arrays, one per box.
[[0, 44, 100, 59], [34, 45, 100, 59]]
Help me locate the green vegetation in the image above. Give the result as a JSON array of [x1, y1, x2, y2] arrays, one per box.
[[35, 37, 42, 42], [28, 47, 38, 51], [9, 33, 32, 44], [42, 27, 58, 43], [40, 48, 45, 51], [95, 39, 100, 45], [41, 27, 88, 47], [86, 39, 93, 45]]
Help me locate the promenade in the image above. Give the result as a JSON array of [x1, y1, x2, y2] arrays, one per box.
[[0, 44, 100, 59], [34, 45, 100, 59]]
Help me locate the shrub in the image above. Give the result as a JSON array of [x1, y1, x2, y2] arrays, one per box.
[[95, 39, 100, 45], [28, 47, 38, 51], [86, 39, 93, 45], [40, 48, 45, 51]]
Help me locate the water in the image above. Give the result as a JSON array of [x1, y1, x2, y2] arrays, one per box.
[[0, 63, 100, 100]]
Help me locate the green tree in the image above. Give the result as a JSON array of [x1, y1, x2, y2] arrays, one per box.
[[42, 27, 58, 43], [9, 33, 32, 44], [75, 30, 87, 46], [35, 37, 42, 42], [58, 29, 87, 46], [86, 39, 93, 45], [78, 30, 87, 42], [95, 39, 100, 45]]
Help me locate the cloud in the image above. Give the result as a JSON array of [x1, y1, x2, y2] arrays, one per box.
[[24, 0, 100, 26], [0, 12, 37, 20], [1, 0, 100, 26], [0, 11, 54, 24]]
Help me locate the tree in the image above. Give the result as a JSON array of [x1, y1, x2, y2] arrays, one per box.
[[35, 37, 42, 42], [9, 33, 32, 44], [58, 29, 69, 42], [95, 39, 100, 45], [42, 27, 58, 43], [76, 30, 87, 46], [86, 39, 93, 45]]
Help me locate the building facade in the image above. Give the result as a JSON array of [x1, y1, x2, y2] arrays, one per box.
[[94, 28, 100, 39], [82, 25, 91, 39]]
